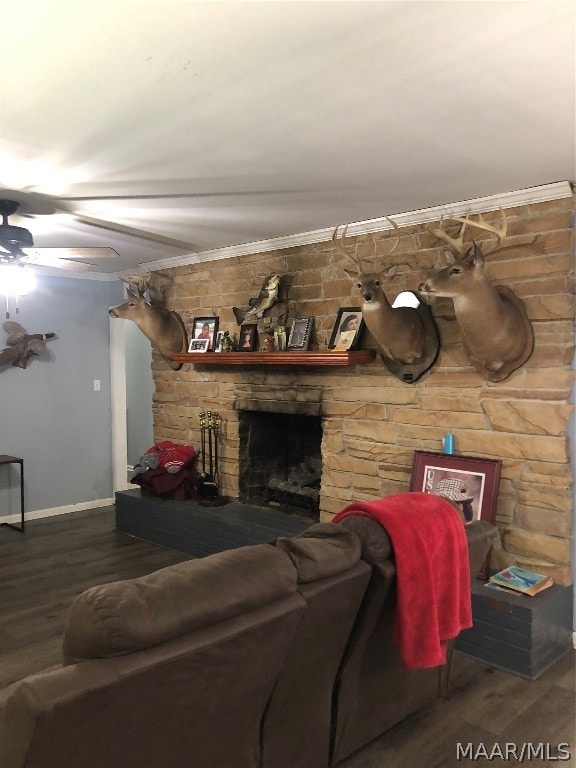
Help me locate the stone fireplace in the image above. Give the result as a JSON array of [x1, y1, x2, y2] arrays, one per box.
[[152, 190, 574, 587]]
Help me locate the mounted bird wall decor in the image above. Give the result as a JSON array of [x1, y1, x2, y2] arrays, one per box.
[[0, 321, 56, 370]]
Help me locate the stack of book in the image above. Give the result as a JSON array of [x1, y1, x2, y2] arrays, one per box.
[[486, 565, 553, 596]]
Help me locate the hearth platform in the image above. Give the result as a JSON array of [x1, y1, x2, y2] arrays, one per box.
[[455, 578, 573, 680], [115, 488, 312, 558]]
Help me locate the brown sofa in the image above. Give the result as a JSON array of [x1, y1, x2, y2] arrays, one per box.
[[0, 544, 307, 768], [0, 510, 497, 768]]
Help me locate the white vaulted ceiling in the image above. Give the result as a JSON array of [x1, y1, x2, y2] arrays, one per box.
[[1, 0, 574, 275]]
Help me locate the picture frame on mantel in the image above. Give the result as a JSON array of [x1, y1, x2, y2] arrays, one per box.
[[410, 450, 501, 579], [188, 338, 209, 353], [239, 324, 258, 351], [287, 317, 313, 351], [192, 316, 219, 351], [328, 307, 365, 350]]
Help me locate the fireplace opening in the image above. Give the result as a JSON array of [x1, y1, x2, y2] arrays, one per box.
[[238, 410, 323, 520]]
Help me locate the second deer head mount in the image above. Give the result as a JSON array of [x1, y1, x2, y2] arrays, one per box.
[[335, 220, 439, 383], [418, 209, 534, 382], [109, 272, 188, 371]]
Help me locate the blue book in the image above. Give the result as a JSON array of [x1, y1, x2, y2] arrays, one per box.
[[488, 565, 553, 596]]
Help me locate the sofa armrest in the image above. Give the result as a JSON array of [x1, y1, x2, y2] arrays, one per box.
[[465, 520, 499, 578]]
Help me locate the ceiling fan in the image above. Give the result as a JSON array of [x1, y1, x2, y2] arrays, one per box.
[[0, 199, 111, 271]]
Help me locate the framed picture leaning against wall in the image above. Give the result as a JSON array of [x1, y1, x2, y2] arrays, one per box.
[[410, 450, 501, 579], [328, 307, 364, 350], [192, 317, 219, 351], [287, 317, 313, 351]]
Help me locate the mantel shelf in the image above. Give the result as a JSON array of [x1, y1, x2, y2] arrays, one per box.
[[172, 350, 376, 367]]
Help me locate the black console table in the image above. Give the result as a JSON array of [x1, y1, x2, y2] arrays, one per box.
[[0, 455, 24, 532]]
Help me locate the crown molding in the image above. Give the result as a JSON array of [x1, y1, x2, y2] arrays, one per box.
[[140, 180, 573, 272]]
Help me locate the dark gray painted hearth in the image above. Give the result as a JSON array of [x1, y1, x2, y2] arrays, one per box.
[[115, 489, 311, 558], [456, 578, 573, 679]]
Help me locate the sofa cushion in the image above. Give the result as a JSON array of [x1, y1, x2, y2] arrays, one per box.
[[273, 523, 362, 583], [63, 544, 297, 664]]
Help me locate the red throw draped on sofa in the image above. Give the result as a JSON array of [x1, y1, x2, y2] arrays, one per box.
[[333, 492, 472, 670]]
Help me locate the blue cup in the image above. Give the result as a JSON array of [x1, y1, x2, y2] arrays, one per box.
[[443, 433, 455, 454]]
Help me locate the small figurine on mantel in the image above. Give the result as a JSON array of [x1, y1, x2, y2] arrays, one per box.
[[257, 316, 276, 351], [219, 330, 235, 352]]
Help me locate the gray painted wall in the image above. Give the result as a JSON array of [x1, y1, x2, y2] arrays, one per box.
[[0, 275, 124, 515], [125, 321, 155, 467]]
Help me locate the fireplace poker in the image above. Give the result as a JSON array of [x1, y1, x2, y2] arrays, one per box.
[[199, 411, 207, 475], [207, 411, 214, 480], [213, 412, 220, 488]]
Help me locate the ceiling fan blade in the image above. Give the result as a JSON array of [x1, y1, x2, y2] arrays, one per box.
[[0, 188, 59, 216], [20, 251, 99, 270], [25, 247, 119, 259], [59, 189, 294, 202], [65, 213, 197, 251]]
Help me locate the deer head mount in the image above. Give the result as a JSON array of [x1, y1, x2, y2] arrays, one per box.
[[418, 209, 534, 382], [109, 272, 188, 371], [335, 220, 439, 383]]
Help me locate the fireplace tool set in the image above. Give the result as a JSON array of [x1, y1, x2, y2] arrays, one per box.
[[198, 410, 226, 505]]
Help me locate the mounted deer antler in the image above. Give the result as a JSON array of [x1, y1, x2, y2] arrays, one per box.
[[428, 208, 507, 254], [419, 209, 534, 382], [109, 273, 188, 371], [336, 219, 439, 381]]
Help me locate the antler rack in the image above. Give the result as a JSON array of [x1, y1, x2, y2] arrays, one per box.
[[428, 208, 508, 255], [332, 216, 401, 268]]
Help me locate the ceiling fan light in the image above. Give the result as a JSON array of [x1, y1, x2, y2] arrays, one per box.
[[0, 264, 36, 297]]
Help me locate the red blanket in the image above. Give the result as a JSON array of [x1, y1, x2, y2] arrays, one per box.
[[333, 492, 472, 670]]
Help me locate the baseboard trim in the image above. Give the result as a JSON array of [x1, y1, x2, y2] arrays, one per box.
[[0, 498, 114, 525]]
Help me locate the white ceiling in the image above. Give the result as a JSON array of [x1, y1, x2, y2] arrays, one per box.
[[1, 0, 574, 276]]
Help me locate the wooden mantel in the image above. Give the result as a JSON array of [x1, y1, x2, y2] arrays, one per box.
[[172, 350, 376, 367]]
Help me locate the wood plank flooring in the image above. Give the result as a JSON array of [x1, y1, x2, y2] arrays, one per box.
[[0, 506, 574, 768]]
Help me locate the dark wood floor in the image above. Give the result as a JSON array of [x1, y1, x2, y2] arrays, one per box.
[[1, 507, 574, 768]]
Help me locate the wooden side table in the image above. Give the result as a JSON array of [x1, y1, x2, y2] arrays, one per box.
[[0, 455, 24, 532]]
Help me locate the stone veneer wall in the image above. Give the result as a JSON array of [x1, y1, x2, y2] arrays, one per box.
[[151, 195, 575, 584]]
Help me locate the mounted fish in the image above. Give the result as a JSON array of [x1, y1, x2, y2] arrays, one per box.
[[233, 274, 281, 325], [0, 321, 56, 370]]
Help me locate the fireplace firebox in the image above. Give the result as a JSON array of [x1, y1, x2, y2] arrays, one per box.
[[238, 410, 323, 520]]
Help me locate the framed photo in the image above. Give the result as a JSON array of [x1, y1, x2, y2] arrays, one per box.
[[214, 331, 225, 352], [239, 324, 258, 351], [192, 317, 219, 351], [188, 337, 209, 353], [410, 451, 501, 579], [287, 317, 313, 351], [328, 308, 364, 350]]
